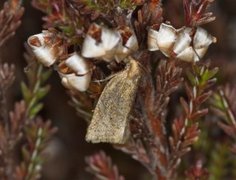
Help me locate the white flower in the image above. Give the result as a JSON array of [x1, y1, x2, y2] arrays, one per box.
[[82, 24, 138, 63], [27, 31, 63, 67], [173, 27, 192, 55], [173, 27, 199, 62], [115, 28, 139, 62], [58, 53, 92, 92], [193, 27, 217, 59], [59, 73, 91, 92], [147, 29, 160, 51], [81, 24, 121, 62], [147, 23, 216, 62], [64, 53, 89, 74], [148, 23, 176, 55]]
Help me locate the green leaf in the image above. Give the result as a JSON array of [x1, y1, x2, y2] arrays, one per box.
[[186, 70, 198, 86], [21, 82, 32, 102], [41, 69, 52, 84], [212, 93, 224, 110], [201, 67, 219, 83], [21, 146, 31, 161], [207, 67, 219, 80], [29, 103, 44, 119], [60, 25, 75, 37], [27, 96, 38, 114], [209, 144, 229, 180], [35, 86, 50, 101]]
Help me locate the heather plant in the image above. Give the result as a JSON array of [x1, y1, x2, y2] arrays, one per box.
[[0, 0, 236, 179]]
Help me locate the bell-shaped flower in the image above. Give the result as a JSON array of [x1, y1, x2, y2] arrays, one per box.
[[81, 24, 121, 62], [27, 31, 64, 67], [147, 23, 216, 62], [58, 53, 92, 92], [148, 23, 176, 55], [115, 27, 139, 62], [193, 27, 217, 59], [173, 28, 192, 54]]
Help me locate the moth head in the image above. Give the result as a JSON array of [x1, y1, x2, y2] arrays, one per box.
[[126, 57, 142, 80]]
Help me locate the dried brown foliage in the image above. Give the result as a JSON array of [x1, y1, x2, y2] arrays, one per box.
[[183, 0, 215, 26], [0, 0, 226, 179], [168, 64, 218, 177], [185, 160, 209, 180], [0, 0, 24, 47], [86, 151, 124, 180]]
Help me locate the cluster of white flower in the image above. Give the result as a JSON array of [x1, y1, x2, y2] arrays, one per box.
[[148, 23, 217, 62], [27, 23, 138, 92], [27, 22, 216, 92], [82, 23, 139, 62]]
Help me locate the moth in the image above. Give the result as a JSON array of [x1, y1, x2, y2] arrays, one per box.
[[86, 58, 142, 144]]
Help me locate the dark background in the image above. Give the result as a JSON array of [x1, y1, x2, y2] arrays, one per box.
[[0, 0, 235, 179]]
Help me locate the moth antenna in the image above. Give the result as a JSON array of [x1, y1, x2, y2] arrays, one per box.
[[93, 73, 118, 83]]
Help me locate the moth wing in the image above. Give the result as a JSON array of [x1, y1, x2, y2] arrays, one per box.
[[86, 63, 141, 144]]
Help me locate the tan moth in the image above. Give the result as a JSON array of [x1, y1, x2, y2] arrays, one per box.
[[86, 57, 142, 144]]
